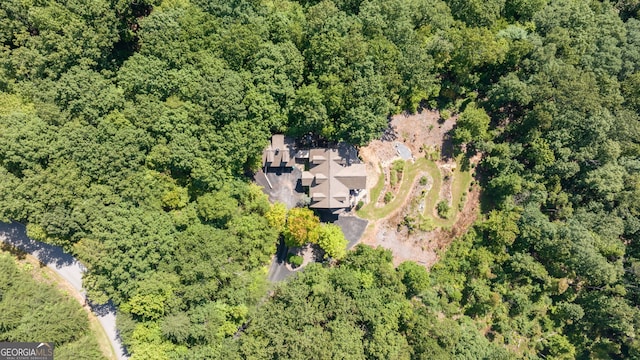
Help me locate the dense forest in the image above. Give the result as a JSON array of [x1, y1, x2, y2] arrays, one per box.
[[0, 0, 639, 358], [0, 253, 106, 359]]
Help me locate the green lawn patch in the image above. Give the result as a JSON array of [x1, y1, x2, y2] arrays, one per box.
[[422, 154, 473, 227], [452, 159, 473, 210], [359, 158, 436, 220], [421, 159, 442, 220], [361, 165, 385, 211], [359, 154, 473, 230]]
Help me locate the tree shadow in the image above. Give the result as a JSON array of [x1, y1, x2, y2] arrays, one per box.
[[473, 164, 495, 214], [0, 222, 76, 268], [115, 329, 131, 358], [311, 244, 325, 263], [440, 130, 456, 161], [0, 241, 27, 260], [88, 299, 117, 317], [337, 143, 360, 165], [274, 238, 289, 264], [459, 155, 471, 172]]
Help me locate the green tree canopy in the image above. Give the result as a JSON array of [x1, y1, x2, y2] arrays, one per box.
[[283, 207, 320, 247], [452, 102, 491, 146], [317, 223, 348, 259]]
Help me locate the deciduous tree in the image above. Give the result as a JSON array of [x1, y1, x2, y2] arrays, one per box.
[[283, 207, 320, 247], [317, 223, 348, 259]]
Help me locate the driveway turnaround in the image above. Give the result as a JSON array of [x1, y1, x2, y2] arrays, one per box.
[[0, 222, 128, 360]]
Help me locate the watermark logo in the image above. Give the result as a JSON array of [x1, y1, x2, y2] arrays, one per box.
[[0, 343, 53, 360]]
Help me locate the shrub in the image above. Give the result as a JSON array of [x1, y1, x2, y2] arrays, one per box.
[[390, 170, 398, 186], [391, 159, 405, 173], [418, 216, 435, 232], [384, 192, 393, 204], [390, 160, 404, 187], [437, 200, 452, 219], [297, 194, 311, 207], [419, 176, 428, 186], [287, 254, 303, 268], [439, 109, 451, 122], [402, 215, 416, 233], [356, 200, 364, 210], [458, 192, 467, 211]]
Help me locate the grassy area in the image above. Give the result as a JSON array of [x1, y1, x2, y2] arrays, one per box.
[[1, 249, 117, 360], [424, 155, 473, 228], [421, 160, 443, 223], [452, 160, 473, 210], [366, 165, 386, 209], [40, 258, 117, 360], [88, 310, 118, 360], [358, 157, 439, 220], [358, 153, 473, 232]]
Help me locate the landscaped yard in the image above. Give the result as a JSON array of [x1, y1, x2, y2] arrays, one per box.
[[426, 155, 473, 228], [355, 110, 481, 266], [358, 154, 472, 230], [358, 157, 435, 219]]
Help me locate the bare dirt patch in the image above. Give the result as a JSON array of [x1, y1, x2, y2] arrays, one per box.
[[358, 109, 480, 268], [434, 183, 481, 249], [439, 163, 456, 204], [360, 110, 457, 169], [392, 110, 456, 156]]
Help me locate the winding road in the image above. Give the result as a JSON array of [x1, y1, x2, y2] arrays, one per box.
[[0, 222, 128, 360]]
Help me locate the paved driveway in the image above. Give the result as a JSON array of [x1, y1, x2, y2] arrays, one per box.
[[256, 169, 368, 281], [267, 239, 294, 282], [334, 215, 369, 249], [0, 222, 128, 360], [255, 168, 303, 209], [257, 168, 303, 282]]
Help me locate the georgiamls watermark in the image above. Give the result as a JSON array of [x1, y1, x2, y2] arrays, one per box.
[[0, 343, 53, 360]]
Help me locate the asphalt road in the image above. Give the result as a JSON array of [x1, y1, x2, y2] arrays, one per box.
[[267, 238, 294, 282], [0, 222, 128, 360]]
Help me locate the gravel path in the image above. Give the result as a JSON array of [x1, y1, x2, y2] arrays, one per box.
[[0, 222, 128, 360]]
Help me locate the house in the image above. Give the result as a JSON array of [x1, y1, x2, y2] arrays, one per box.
[[301, 148, 367, 210], [262, 135, 367, 211], [262, 134, 295, 169]]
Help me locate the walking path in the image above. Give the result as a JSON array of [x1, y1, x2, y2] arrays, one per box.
[[0, 222, 128, 360]]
